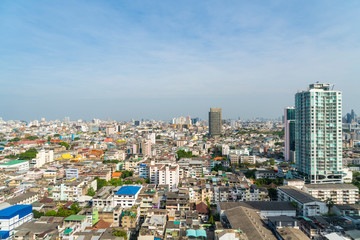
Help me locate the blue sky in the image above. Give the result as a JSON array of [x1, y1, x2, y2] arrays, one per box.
[[1, 0, 360, 121]]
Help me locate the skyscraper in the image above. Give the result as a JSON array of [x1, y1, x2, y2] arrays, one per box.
[[284, 107, 295, 162], [295, 83, 342, 184], [209, 108, 222, 136]]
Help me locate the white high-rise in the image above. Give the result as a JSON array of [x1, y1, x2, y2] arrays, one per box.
[[295, 83, 343, 184]]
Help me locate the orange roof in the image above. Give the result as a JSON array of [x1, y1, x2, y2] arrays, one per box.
[[112, 172, 122, 178], [214, 157, 223, 160]]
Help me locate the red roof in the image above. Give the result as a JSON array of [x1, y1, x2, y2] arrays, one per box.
[[196, 202, 209, 214]]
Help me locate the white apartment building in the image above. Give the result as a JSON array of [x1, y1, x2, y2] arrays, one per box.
[[303, 184, 359, 205], [295, 83, 343, 184], [178, 159, 203, 179], [113, 186, 142, 208], [150, 161, 179, 190], [51, 178, 97, 201], [30, 149, 54, 168]]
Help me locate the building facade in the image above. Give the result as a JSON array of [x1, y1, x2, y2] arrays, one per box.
[[209, 108, 222, 137], [303, 184, 359, 205], [295, 83, 343, 184], [284, 107, 295, 162], [0, 205, 33, 239]]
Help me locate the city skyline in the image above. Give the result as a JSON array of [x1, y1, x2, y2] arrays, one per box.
[[1, 1, 360, 120]]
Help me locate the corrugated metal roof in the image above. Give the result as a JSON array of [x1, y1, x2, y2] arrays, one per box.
[[114, 186, 141, 195], [0, 205, 32, 219]]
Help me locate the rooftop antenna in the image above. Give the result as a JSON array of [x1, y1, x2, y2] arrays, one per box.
[[332, 84, 335, 90]]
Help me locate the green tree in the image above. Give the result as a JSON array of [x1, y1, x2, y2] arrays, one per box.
[[121, 170, 133, 179], [176, 150, 193, 160], [70, 203, 81, 214], [291, 201, 298, 209], [45, 210, 57, 216], [109, 178, 123, 186], [245, 169, 257, 179], [57, 208, 75, 217], [156, 135, 161, 139], [74, 137, 80, 141], [96, 177, 108, 190], [59, 141, 70, 150], [54, 134, 60, 137], [212, 164, 225, 172], [33, 210, 45, 218], [269, 158, 275, 165], [8, 137, 20, 142], [47, 136, 51, 142], [87, 187, 96, 196], [268, 188, 277, 200], [18, 148, 38, 160], [124, 179, 133, 184], [325, 198, 334, 213], [113, 229, 127, 239], [209, 215, 214, 225], [26, 136, 38, 140], [206, 197, 210, 209]]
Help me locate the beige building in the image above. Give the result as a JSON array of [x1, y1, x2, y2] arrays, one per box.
[[303, 184, 359, 205]]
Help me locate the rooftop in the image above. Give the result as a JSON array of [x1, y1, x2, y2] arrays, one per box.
[[115, 186, 141, 195], [0, 160, 28, 166], [0, 205, 32, 219], [279, 186, 320, 204], [64, 215, 87, 221], [305, 184, 358, 190]]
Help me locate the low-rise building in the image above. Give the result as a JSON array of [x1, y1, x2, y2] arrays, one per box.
[[114, 186, 142, 208], [303, 184, 359, 205], [255, 170, 277, 180], [278, 186, 327, 217], [5, 192, 38, 205], [0, 205, 33, 239], [0, 160, 29, 172]]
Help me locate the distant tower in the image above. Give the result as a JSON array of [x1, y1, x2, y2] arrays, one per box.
[[284, 107, 295, 162], [209, 108, 222, 136], [295, 83, 342, 184]]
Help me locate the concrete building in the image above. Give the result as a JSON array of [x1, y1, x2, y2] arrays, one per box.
[[5, 192, 38, 205], [0, 205, 33, 239], [303, 184, 359, 205], [278, 186, 327, 217], [30, 150, 54, 168], [65, 168, 79, 180], [295, 83, 343, 184], [150, 161, 179, 190], [209, 108, 222, 137], [113, 186, 142, 208], [0, 160, 29, 172]]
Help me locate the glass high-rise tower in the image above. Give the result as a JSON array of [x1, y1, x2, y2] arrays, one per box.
[[284, 107, 296, 162], [295, 83, 342, 184]]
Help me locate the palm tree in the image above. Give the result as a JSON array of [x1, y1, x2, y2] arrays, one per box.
[[325, 198, 334, 213]]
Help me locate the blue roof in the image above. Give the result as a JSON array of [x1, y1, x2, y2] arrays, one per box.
[[0, 205, 32, 219], [0, 231, 10, 239], [115, 186, 141, 195], [186, 229, 207, 238]]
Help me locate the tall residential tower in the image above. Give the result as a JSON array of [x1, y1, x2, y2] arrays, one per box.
[[284, 107, 295, 162], [295, 83, 342, 184], [209, 108, 222, 137]]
